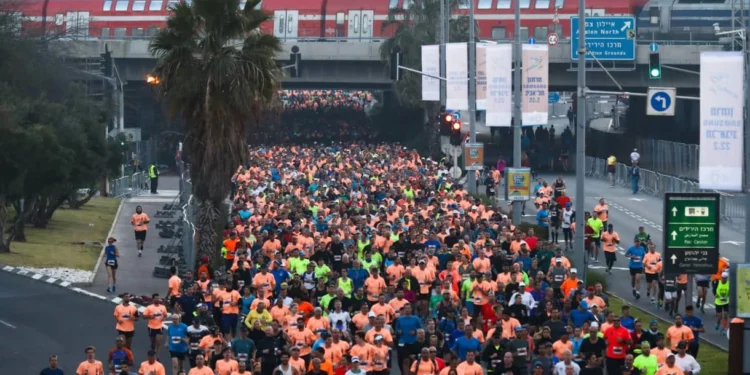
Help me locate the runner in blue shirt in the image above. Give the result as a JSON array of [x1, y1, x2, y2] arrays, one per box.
[[166, 314, 189, 374], [39, 355, 64, 375], [625, 238, 646, 300], [682, 305, 705, 358]]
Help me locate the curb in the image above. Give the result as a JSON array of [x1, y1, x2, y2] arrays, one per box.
[[0, 265, 148, 314], [608, 291, 729, 352], [84, 198, 125, 287]]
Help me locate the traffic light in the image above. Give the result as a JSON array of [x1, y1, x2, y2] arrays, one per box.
[[649, 52, 661, 79], [289, 45, 302, 78], [390, 46, 403, 81], [100, 48, 112, 77], [439, 112, 454, 135], [450, 121, 462, 146]]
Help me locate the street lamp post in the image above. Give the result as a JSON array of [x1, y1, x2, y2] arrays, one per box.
[[511, 0, 522, 226], [575, 0, 588, 281], [467, 0, 478, 194]]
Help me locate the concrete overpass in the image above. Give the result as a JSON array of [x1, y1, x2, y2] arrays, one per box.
[[63, 39, 721, 90]]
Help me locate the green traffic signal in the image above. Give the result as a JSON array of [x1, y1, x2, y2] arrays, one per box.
[[650, 68, 661, 78], [648, 52, 661, 79]]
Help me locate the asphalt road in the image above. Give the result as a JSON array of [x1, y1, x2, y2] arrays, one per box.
[[0, 272, 156, 374], [534, 173, 740, 349]]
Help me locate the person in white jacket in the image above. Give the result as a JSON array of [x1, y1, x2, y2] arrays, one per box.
[[674, 341, 701, 375], [509, 282, 537, 310]]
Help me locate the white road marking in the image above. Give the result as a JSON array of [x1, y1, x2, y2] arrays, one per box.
[[0, 319, 17, 329], [588, 266, 629, 271], [60, 281, 71, 287], [721, 241, 743, 246], [71, 287, 108, 300], [2, 266, 13, 272], [46, 278, 57, 284], [629, 198, 645, 202], [32, 274, 43, 280]]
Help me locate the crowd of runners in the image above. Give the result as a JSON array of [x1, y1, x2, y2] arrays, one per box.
[[47, 143, 735, 375]]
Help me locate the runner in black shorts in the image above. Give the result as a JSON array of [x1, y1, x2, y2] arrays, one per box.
[[131, 205, 150, 258]]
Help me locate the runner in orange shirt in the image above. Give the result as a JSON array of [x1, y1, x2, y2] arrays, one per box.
[[138, 350, 166, 375], [114, 294, 139, 349], [130, 205, 150, 257], [143, 294, 168, 357], [600, 224, 620, 274], [76, 346, 105, 375]]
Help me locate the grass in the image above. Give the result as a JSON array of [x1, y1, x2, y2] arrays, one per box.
[[608, 296, 727, 375], [0, 197, 121, 270]]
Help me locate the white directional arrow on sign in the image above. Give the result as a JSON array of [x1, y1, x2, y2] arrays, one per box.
[[671, 254, 678, 264], [671, 207, 678, 217], [620, 21, 632, 31], [629, 198, 645, 202], [671, 231, 678, 241]]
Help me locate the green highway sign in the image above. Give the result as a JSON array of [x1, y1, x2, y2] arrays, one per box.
[[663, 193, 720, 274]]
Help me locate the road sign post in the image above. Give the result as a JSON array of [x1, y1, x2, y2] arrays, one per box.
[[570, 16, 636, 61], [664, 193, 721, 310]]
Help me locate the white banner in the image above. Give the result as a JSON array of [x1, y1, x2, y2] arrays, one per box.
[[421, 45, 440, 101], [485, 44, 513, 127], [476, 44, 487, 110], [699, 51, 744, 191], [521, 44, 549, 126], [446, 43, 468, 110]]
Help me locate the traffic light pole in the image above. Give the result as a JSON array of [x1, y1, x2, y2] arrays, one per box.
[[512, 0, 522, 226], [575, 0, 587, 282], [467, 0, 478, 194]]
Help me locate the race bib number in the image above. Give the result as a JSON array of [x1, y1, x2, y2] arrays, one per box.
[[154, 312, 162, 318], [374, 361, 385, 366], [121, 314, 130, 321], [171, 336, 182, 344], [107, 260, 116, 266], [474, 296, 482, 303], [665, 281, 675, 287], [632, 257, 641, 262], [721, 297, 728, 303], [238, 353, 249, 362], [360, 361, 369, 366], [190, 343, 200, 350], [613, 346, 623, 355], [224, 300, 232, 306], [371, 293, 380, 299], [554, 275, 563, 282], [516, 348, 527, 357], [238, 280, 245, 288], [296, 341, 305, 348], [334, 255, 342, 261]]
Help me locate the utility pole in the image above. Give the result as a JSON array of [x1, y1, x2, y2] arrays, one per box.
[[575, 0, 588, 281], [439, 0, 447, 107], [467, 0, 477, 193], [511, 0, 522, 225]]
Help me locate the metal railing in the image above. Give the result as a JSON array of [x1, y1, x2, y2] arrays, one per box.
[[110, 171, 149, 198], [584, 156, 746, 220], [635, 139, 699, 180]]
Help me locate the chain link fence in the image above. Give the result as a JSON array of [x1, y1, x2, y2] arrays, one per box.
[[585, 156, 745, 220], [635, 139, 700, 180], [110, 172, 148, 198]]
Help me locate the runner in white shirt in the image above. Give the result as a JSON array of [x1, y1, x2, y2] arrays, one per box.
[[561, 203, 574, 251], [674, 341, 701, 375]]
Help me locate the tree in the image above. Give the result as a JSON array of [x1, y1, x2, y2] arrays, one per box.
[[149, 0, 281, 265], [379, 0, 477, 155]]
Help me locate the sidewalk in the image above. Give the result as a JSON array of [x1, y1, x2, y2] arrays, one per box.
[[86, 176, 182, 297]]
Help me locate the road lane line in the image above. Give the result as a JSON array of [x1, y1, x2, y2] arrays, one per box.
[[0, 319, 17, 329]]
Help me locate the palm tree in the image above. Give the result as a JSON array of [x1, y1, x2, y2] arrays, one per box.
[[379, 0, 476, 155], [149, 0, 281, 265]]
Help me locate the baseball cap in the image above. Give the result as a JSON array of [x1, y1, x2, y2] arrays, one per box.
[[570, 268, 578, 273], [533, 362, 543, 368], [676, 341, 688, 350], [555, 257, 563, 263], [368, 312, 376, 318], [566, 202, 571, 207], [514, 326, 525, 332], [351, 356, 361, 363], [519, 282, 526, 287], [722, 271, 729, 278], [579, 300, 588, 309]]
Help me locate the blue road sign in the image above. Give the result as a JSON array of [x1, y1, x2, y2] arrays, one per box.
[[528, 37, 536, 45], [649, 91, 673, 114], [649, 43, 659, 53], [570, 16, 636, 61], [548, 92, 560, 104]]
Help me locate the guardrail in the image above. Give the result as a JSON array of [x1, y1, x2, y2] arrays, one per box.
[[584, 156, 745, 220], [110, 171, 149, 198]]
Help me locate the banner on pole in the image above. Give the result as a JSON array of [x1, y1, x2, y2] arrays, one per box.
[[521, 44, 549, 126], [421, 45, 440, 102], [485, 44, 512, 127], [446, 43, 468, 110], [699, 51, 744, 191], [476, 44, 487, 111], [505, 168, 532, 201]]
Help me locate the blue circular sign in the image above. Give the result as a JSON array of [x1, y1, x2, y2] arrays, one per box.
[[528, 38, 536, 45], [649, 43, 659, 53], [650, 91, 672, 112], [548, 92, 560, 104]]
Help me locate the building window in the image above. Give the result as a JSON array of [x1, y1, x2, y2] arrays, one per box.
[[133, 0, 146, 11], [167, 0, 180, 9], [239, 1, 246, 10], [389, 0, 399, 8], [114, 27, 127, 38], [147, 26, 160, 36], [554, 0, 564, 7], [131, 27, 145, 38], [149, 0, 163, 10], [115, 0, 130, 11], [458, 0, 469, 9], [478, 0, 492, 9], [103, 1, 112, 11], [519, 0, 530, 8], [491, 26, 506, 40], [101, 27, 111, 39], [535, 0, 551, 8], [519, 27, 529, 40], [534, 26, 547, 40], [497, 0, 511, 9], [403, 0, 413, 9]]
